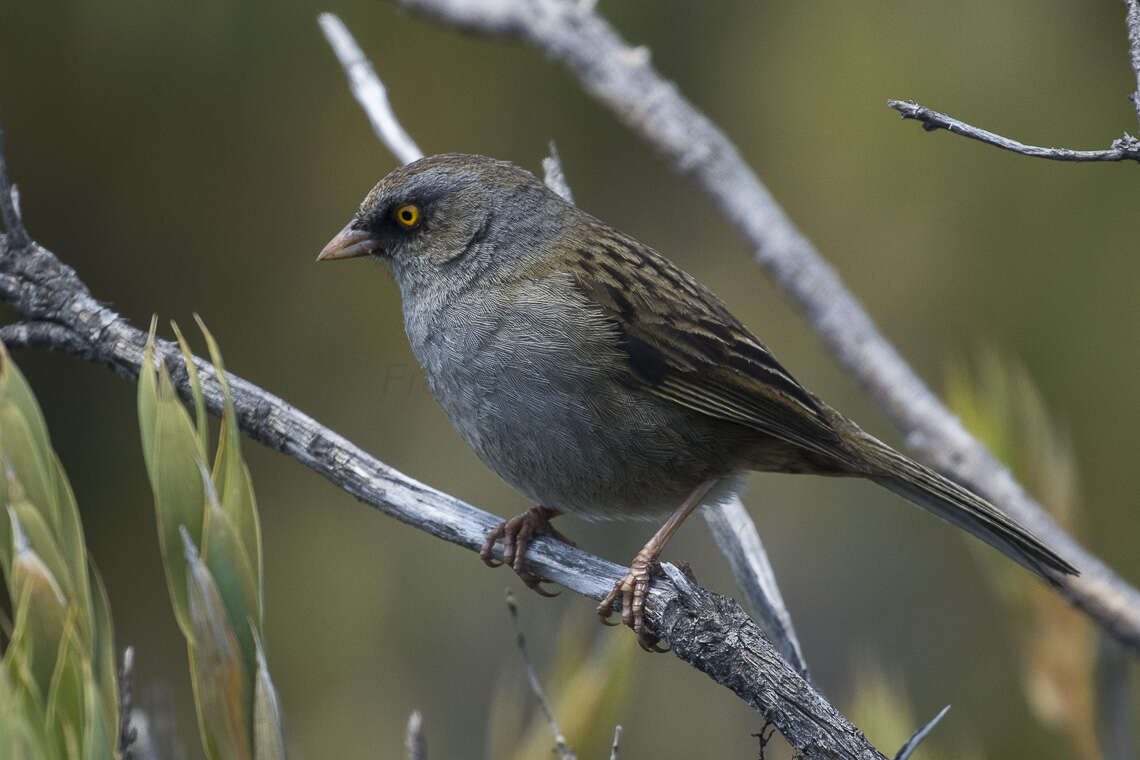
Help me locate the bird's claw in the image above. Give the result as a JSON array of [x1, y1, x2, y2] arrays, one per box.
[[480, 506, 573, 596], [596, 556, 670, 651]]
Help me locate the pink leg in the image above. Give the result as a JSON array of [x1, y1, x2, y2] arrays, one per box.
[[597, 479, 718, 651]]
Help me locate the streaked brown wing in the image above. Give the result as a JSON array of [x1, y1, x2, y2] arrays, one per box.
[[563, 219, 843, 457]]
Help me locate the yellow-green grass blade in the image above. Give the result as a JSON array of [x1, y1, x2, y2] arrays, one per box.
[[144, 358, 208, 637], [183, 527, 253, 760], [0, 343, 61, 527], [138, 320, 159, 484], [87, 564, 119, 741], [196, 317, 263, 605], [199, 467, 260, 689], [8, 512, 70, 701], [44, 620, 84, 759], [250, 626, 284, 760]]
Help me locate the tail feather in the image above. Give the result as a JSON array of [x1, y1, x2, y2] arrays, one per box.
[[858, 436, 1078, 580]]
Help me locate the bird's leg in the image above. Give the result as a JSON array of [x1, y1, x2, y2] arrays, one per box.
[[480, 506, 575, 597], [598, 479, 718, 651]]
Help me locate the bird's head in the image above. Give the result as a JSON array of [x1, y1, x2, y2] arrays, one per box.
[[319, 153, 572, 296]]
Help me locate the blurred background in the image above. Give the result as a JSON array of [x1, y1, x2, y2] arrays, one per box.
[[1, 0, 1138, 757]]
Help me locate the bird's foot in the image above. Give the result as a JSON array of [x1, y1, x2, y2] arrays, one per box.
[[480, 506, 573, 597], [597, 553, 670, 652]]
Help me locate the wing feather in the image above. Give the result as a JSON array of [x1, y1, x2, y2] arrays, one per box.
[[556, 219, 843, 458]]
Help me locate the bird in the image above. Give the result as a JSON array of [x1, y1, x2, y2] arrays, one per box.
[[318, 153, 1077, 649]]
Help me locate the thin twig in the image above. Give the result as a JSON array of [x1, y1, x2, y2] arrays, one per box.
[[317, 13, 423, 165], [0, 120, 30, 252], [541, 141, 574, 204], [398, 0, 1140, 655], [405, 710, 426, 760], [1126, 0, 1140, 127], [703, 497, 808, 678], [505, 590, 577, 760], [118, 647, 137, 760], [887, 99, 1140, 163], [893, 704, 950, 760], [609, 724, 622, 760]]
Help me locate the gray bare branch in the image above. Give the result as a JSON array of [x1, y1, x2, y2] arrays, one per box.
[[887, 100, 1140, 164]]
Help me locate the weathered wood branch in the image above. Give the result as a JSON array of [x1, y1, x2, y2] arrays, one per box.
[[397, 0, 1140, 653]]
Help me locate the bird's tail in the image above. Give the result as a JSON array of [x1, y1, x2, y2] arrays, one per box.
[[855, 434, 1078, 581]]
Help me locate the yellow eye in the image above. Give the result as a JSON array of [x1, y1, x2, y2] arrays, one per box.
[[394, 203, 421, 229]]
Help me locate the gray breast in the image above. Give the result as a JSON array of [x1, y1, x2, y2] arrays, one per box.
[[402, 275, 730, 518]]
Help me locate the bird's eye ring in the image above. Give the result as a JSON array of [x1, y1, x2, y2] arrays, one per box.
[[394, 203, 421, 229]]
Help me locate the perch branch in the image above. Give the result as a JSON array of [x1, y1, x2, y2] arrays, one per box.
[[316, 13, 809, 677], [0, 132, 885, 760], [397, 0, 1140, 653], [886, 100, 1140, 164]]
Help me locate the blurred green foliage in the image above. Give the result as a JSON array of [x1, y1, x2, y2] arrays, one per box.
[[0, 345, 119, 760], [0, 0, 1137, 757], [948, 353, 1103, 760], [138, 321, 283, 760], [488, 607, 637, 760]]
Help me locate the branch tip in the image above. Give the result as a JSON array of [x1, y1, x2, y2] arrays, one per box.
[[893, 705, 951, 760], [887, 98, 1140, 163], [0, 119, 32, 253]]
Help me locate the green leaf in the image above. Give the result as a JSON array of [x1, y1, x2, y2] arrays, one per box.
[[197, 316, 263, 608], [0, 343, 61, 526], [80, 663, 114, 760], [138, 319, 159, 485], [0, 399, 61, 540], [172, 320, 209, 459], [48, 453, 94, 638], [200, 470, 259, 683], [7, 501, 76, 620], [45, 621, 84, 758], [0, 682, 60, 760], [145, 360, 208, 637], [8, 511, 70, 701], [182, 528, 253, 760], [250, 626, 284, 760], [87, 566, 119, 740]]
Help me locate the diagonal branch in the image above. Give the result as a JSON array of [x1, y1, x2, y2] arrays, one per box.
[[886, 100, 1140, 164], [0, 137, 885, 760], [397, 0, 1140, 654]]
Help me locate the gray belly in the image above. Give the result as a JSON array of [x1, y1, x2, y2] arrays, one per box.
[[405, 285, 740, 519]]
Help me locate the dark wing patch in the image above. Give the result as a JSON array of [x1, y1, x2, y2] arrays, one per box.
[[562, 217, 843, 457]]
